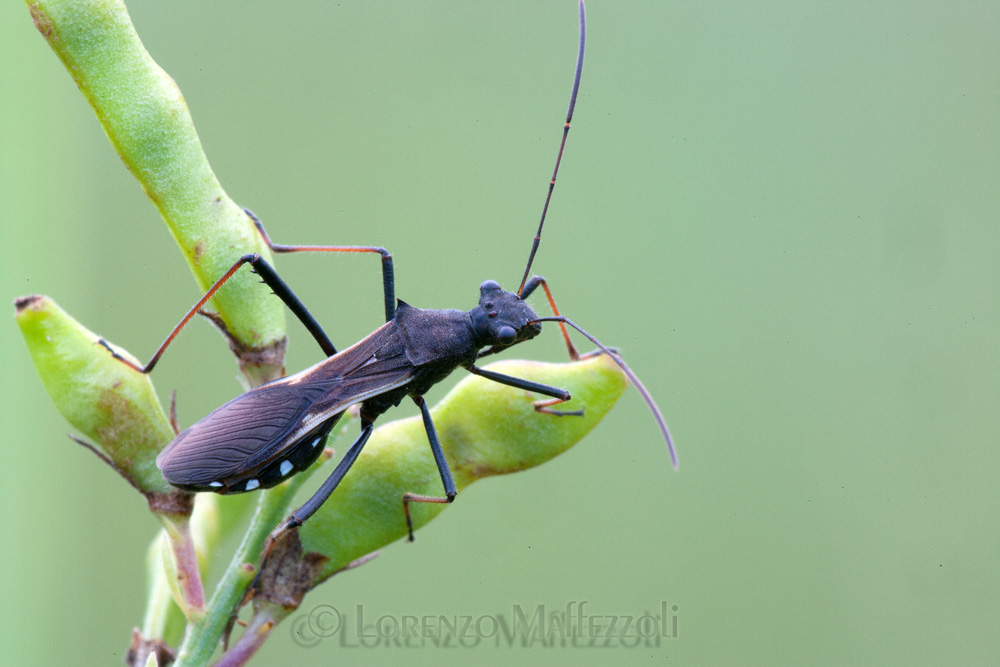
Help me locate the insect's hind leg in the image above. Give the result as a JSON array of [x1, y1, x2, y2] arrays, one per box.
[[98, 252, 337, 373], [245, 208, 397, 323], [402, 395, 457, 542], [246, 256, 336, 356]]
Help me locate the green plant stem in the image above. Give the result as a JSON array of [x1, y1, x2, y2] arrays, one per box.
[[171, 432, 344, 666], [141, 533, 180, 640], [26, 0, 286, 384], [158, 514, 206, 620], [211, 603, 289, 667], [172, 490, 287, 666]]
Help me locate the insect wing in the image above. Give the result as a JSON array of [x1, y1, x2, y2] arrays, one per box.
[[156, 377, 337, 492], [157, 324, 415, 493]]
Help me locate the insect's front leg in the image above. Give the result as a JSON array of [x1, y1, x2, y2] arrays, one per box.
[[402, 395, 457, 542], [519, 275, 585, 361], [467, 364, 584, 417]]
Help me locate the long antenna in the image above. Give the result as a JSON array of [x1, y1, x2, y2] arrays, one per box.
[[517, 0, 586, 297], [531, 315, 678, 469]]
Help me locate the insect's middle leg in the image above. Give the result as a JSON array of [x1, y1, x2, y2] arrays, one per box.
[[259, 418, 376, 569], [401, 395, 457, 542], [285, 419, 375, 530]]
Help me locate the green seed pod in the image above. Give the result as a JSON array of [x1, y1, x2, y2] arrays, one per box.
[[17, 294, 214, 620], [15, 294, 175, 495], [26, 0, 286, 383], [297, 353, 628, 585]]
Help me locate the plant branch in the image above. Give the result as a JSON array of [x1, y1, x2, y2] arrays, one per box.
[[26, 0, 287, 384]]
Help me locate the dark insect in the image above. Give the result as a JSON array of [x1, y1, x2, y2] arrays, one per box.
[[100, 0, 676, 545]]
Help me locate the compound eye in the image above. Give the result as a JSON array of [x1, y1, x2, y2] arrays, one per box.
[[480, 280, 501, 293], [497, 326, 517, 345]]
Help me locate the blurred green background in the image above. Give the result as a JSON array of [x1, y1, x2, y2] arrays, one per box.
[[2, 1, 998, 665]]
